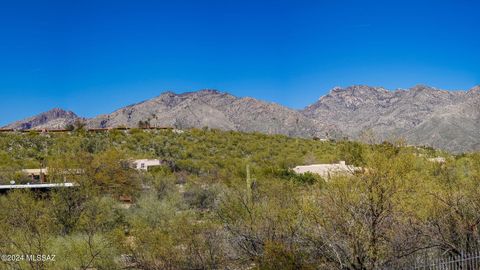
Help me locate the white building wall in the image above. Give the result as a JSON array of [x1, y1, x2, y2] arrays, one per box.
[[132, 159, 162, 171], [293, 161, 360, 179]]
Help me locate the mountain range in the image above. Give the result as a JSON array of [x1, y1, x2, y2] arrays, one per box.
[[3, 85, 480, 153]]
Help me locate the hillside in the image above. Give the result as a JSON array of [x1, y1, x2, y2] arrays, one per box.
[[3, 108, 80, 130], [0, 128, 478, 269], [302, 85, 479, 152], [86, 89, 324, 138], [3, 85, 480, 153]]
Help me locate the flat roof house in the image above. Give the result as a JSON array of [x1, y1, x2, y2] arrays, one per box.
[[131, 159, 162, 171], [293, 161, 362, 180], [21, 167, 84, 183], [22, 168, 48, 183]]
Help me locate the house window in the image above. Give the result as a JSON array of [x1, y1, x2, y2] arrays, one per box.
[[141, 163, 145, 169]]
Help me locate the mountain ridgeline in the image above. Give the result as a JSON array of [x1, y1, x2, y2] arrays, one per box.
[[3, 85, 480, 153], [4, 108, 81, 130]]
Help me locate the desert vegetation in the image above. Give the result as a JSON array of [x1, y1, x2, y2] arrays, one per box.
[[0, 128, 479, 269]]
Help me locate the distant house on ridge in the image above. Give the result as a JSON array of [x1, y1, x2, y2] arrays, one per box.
[[131, 159, 162, 171], [293, 161, 362, 180]]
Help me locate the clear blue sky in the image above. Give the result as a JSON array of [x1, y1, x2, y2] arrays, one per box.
[[0, 0, 479, 126]]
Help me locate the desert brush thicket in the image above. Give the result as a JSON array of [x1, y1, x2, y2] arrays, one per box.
[[0, 128, 479, 270]]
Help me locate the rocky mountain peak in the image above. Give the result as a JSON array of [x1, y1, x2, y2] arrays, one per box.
[[328, 85, 389, 97], [348, 85, 388, 92], [196, 89, 222, 94], [410, 84, 434, 91], [43, 108, 77, 118], [3, 108, 79, 130], [160, 91, 176, 97], [4, 85, 480, 153], [467, 85, 480, 94], [178, 89, 224, 97]]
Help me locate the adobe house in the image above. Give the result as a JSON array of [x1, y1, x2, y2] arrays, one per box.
[[22, 168, 48, 183], [428, 157, 446, 163], [131, 159, 162, 171], [293, 161, 362, 180], [21, 167, 84, 183]]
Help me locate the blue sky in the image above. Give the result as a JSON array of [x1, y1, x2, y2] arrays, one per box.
[[0, 0, 479, 126]]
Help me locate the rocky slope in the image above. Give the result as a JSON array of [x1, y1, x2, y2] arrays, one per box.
[[3, 85, 480, 153], [87, 90, 324, 138], [3, 108, 80, 130], [403, 86, 480, 151], [302, 85, 479, 152]]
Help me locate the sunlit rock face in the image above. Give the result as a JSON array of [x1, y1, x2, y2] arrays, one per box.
[[303, 85, 479, 153], [4, 108, 80, 130], [5, 85, 480, 153]]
